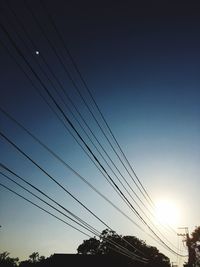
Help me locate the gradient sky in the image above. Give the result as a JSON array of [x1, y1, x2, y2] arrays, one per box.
[[0, 1, 200, 266]]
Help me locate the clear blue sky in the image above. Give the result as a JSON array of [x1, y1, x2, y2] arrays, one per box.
[[0, 1, 200, 266]]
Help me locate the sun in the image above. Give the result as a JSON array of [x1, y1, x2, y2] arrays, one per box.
[[154, 198, 180, 226]]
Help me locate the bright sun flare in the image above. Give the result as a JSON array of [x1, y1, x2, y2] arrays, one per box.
[[154, 198, 180, 226]]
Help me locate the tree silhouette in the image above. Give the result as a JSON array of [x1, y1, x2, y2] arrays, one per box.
[[19, 252, 46, 267], [29, 252, 40, 263], [190, 226, 200, 267], [77, 237, 101, 255], [191, 226, 200, 243], [77, 229, 170, 267], [0, 252, 19, 267]]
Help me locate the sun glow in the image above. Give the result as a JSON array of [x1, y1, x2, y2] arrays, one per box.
[[154, 198, 180, 226]]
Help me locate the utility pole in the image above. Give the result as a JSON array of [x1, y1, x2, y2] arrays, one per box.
[[177, 227, 195, 267]]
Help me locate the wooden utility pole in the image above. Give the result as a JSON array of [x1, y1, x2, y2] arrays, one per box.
[[177, 227, 196, 267]]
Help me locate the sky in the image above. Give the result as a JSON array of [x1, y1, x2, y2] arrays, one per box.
[[0, 1, 200, 266]]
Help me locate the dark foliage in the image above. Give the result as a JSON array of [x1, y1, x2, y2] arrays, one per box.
[[189, 226, 200, 267], [77, 229, 170, 267]]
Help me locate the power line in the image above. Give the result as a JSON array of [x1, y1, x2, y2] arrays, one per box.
[[2, 1, 178, 241], [38, 0, 154, 209], [0, 171, 99, 237], [1, 3, 157, 232], [0, 4, 158, 228], [0, 36, 127, 211], [0, 107, 181, 254], [0, 131, 151, 261], [0, 21, 146, 225], [0, 23, 184, 257], [0, 107, 176, 252], [0, 177, 147, 262], [0, 181, 147, 262], [0, 163, 147, 259], [0, 34, 145, 238], [33, 0, 178, 239], [37, 0, 179, 238], [22, 0, 154, 214], [0, 170, 139, 261], [0, 130, 184, 257], [0, 13, 150, 236], [0, 182, 91, 237], [0, 130, 112, 230], [0, 18, 184, 257], [22, 0, 179, 241], [0, 107, 144, 232]]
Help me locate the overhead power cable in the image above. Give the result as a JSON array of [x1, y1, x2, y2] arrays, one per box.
[[0, 182, 91, 237], [0, 171, 99, 236], [0, 4, 158, 230], [0, 174, 147, 262], [0, 22, 146, 223], [0, 130, 111, 230], [0, 34, 148, 241], [0, 163, 147, 259], [22, 0, 153, 214], [0, 36, 140, 233], [0, 107, 144, 232], [23, 0, 178, 237], [37, 0, 154, 209], [0, 182, 147, 263], [0, 107, 181, 253], [2, 0, 177, 247], [0, 130, 183, 258], [0, 22, 184, 257], [0, 36, 129, 212], [4, 12, 149, 216], [1, 1, 175, 244], [0, 109, 177, 253], [37, 0, 179, 237], [0, 131, 151, 261], [2, 0, 178, 239], [1, 170, 143, 261]]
